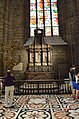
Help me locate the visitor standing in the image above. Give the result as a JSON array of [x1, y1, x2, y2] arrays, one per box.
[[3, 69, 15, 107], [69, 65, 77, 99], [73, 73, 79, 100]]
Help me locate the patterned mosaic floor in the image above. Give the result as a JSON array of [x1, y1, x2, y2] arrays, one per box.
[[0, 94, 79, 119]]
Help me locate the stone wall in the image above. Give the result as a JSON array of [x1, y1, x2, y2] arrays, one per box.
[[58, 0, 79, 68], [0, 0, 4, 75], [0, 0, 28, 76], [51, 45, 69, 78]]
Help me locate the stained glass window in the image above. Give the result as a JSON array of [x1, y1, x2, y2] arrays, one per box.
[[30, 0, 59, 36]]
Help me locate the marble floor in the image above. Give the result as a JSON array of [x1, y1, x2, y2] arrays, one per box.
[[0, 94, 79, 119]]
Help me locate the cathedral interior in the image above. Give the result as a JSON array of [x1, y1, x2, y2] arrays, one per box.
[[0, 0, 79, 96], [0, 0, 79, 118], [0, 0, 79, 80]]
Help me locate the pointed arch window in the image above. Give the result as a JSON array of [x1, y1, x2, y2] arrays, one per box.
[[30, 0, 59, 36]]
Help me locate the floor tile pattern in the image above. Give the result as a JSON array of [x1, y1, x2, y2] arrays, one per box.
[[0, 94, 79, 119]]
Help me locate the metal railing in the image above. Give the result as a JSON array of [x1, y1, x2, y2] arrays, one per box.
[[1, 79, 71, 95], [14, 79, 71, 95]]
